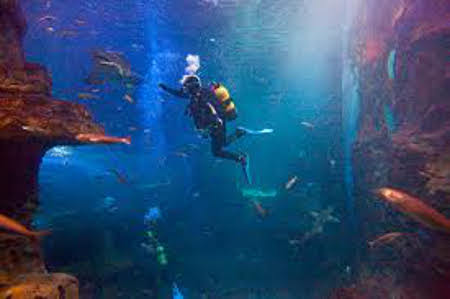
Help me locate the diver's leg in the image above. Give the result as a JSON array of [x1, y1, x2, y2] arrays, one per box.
[[210, 124, 242, 162], [225, 127, 247, 146], [210, 123, 251, 183]]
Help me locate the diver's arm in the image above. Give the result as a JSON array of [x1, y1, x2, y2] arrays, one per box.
[[158, 83, 188, 99], [207, 102, 223, 125]]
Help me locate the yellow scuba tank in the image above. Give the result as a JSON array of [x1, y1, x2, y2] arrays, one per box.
[[211, 83, 237, 121]]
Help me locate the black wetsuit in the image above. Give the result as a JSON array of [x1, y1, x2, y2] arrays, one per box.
[[159, 84, 244, 163]]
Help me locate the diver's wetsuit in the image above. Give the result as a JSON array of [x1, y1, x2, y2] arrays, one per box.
[[159, 84, 245, 163]]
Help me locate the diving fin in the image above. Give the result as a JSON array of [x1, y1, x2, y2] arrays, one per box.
[[237, 126, 274, 135]]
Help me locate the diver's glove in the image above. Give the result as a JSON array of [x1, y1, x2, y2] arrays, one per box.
[[214, 116, 223, 127]]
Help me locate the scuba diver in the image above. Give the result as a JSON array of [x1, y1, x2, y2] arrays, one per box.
[[158, 75, 251, 183]]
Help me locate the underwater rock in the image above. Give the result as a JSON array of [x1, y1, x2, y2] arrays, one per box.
[[0, 0, 125, 291], [342, 0, 450, 295], [0, 273, 79, 299], [0, 0, 26, 69], [0, 63, 51, 96], [329, 272, 450, 299], [420, 153, 450, 195], [0, 233, 46, 285]]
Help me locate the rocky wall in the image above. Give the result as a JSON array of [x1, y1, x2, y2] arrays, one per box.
[[332, 0, 450, 297], [0, 0, 126, 297]]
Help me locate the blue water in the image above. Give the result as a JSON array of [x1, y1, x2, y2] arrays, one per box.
[[24, 0, 356, 297]]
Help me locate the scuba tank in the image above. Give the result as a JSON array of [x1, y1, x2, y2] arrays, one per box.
[[211, 82, 237, 121]]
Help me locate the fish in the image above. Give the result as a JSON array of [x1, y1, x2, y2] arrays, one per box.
[[74, 19, 86, 26], [0, 214, 51, 239], [300, 121, 314, 129], [288, 239, 301, 246], [141, 242, 155, 254], [109, 169, 128, 184], [174, 151, 189, 158], [76, 133, 131, 145], [22, 125, 47, 134], [252, 200, 268, 219], [38, 15, 56, 23], [368, 232, 408, 248], [108, 206, 119, 213], [138, 181, 171, 190], [86, 50, 142, 87], [123, 94, 134, 104], [98, 60, 126, 76], [285, 176, 299, 190], [391, 1, 407, 28], [131, 43, 144, 50], [376, 187, 450, 233], [77, 93, 100, 100], [59, 30, 78, 38]]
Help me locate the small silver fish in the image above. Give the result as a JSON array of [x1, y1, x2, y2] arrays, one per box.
[[77, 92, 100, 100], [123, 94, 134, 104], [38, 15, 56, 23], [22, 125, 47, 134], [300, 121, 314, 129], [285, 176, 299, 190], [288, 239, 301, 246], [74, 19, 86, 26]]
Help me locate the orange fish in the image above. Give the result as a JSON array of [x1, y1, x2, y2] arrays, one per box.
[[109, 169, 128, 184], [76, 133, 131, 145], [252, 200, 268, 219], [368, 232, 407, 248], [376, 187, 450, 233], [0, 214, 50, 239]]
